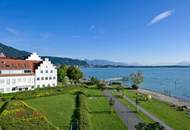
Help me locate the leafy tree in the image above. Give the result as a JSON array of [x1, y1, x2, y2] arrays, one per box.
[[58, 65, 68, 86], [89, 76, 100, 85], [67, 66, 83, 83], [130, 71, 144, 89], [135, 122, 165, 130], [97, 82, 106, 90], [109, 98, 115, 113]]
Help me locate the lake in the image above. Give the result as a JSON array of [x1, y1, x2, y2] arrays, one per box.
[[81, 67, 190, 101]]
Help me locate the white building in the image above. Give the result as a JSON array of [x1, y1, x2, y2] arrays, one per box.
[[0, 53, 57, 93]]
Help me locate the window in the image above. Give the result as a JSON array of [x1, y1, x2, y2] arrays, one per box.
[[12, 79, 16, 85], [49, 77, 52, 80], [23, 78, 26, 82], [0, 70, 1, 74], [41, 70, 43, 73], [17, 78, 21, 82], [24, 70, 31, 74], [28, 78, 31, 83], [45, 77, 48, 80], [6, 79, 10, 85], [50, 70, 53, 73], [48, 84, 50, 87], [41, 77, 44, 80], [53, 77, 56, 79], [37, 85, 40, 88], [43, 84, 45, 87], [0, 79, 5, 84], [46, 70, 48, 73], [37, 77, 40, 80]]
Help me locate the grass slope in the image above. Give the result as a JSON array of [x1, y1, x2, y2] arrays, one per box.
[[25, 94, 75, 130], [124, 89, 190, 130]]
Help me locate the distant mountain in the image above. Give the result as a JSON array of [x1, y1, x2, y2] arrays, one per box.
[[85, 59, 128, 66], [0, 43, 89, 66], [0, 43, 30, 59], [177, 61, 190, 66]]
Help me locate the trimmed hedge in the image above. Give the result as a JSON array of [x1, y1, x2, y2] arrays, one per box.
[[79, 94, 92, 130]]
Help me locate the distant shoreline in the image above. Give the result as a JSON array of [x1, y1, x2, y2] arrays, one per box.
[[84, 65, 190, 68]]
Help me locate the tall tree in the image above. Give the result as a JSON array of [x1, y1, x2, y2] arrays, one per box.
[[58, 65, 68, 86], [67, 66, 83, 83], [130, 71, 144, 89]]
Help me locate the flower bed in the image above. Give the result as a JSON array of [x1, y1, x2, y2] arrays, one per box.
[[0, 100, 58, 130]]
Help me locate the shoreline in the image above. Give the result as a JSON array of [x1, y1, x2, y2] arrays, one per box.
[[138, 88, 190, 109]]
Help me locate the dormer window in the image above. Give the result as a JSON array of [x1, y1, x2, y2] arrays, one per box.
[[24, 70, 32, 74]]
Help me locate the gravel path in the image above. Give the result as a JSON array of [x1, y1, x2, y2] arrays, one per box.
[[103, 90, 141, 130]]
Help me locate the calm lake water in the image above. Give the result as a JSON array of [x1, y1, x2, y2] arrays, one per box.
[[81, 67, 190, 101]]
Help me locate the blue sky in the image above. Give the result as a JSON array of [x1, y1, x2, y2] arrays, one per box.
[[0, 0, 190, 65]]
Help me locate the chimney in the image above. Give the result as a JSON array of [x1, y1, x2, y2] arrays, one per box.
[[0, 52, 6, 58]]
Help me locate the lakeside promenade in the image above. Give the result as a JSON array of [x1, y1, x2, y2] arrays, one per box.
[[139, 89, 190, 109]]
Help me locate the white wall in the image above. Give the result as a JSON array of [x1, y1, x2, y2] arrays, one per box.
[[0, 54, 58, 93], [35, 58, 57, 88], [26, 52, 42, 61], [0, 75, 35, 93]]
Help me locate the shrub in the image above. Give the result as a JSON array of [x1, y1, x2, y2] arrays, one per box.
[[135, 122, 165, 130], [97, 82, 107, 90]]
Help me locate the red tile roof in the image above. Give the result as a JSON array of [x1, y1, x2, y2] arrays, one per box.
[[0, 57, 41, 76]]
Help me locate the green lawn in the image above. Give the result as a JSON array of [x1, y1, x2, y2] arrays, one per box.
[[119, 98, 153, 124], [86, 89, 127, 130], [112, 90, 153, 123], [90, 113, 127, 130], [0, 101, 4, 108], [83, 89, 103, 97], [87, 97, 111, 112], [124, 89, 190, 130], [25, 94, 75, 130]]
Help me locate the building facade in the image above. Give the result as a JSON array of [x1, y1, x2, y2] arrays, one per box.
[[0, 53, 57, 93]]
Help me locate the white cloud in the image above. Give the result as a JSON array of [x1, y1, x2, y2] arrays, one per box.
[[148, 9, 174, 25], [5, 27, 19, 36], [89, 25, 95, 31]]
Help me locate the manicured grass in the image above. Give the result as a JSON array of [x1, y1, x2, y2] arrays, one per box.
[[112, 89, 153, 123], [0, 101, 4, 108], [87, 97, 111, 112], [25, 94, 75, 130], [119, 98, 153, 124], [90, 113, 127, 130], [86, 89, 128, 130], [83, 89, 103, 97], [124, 89, 190, 130]]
